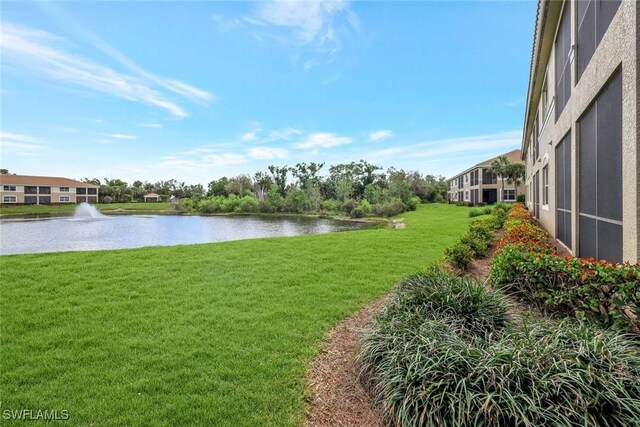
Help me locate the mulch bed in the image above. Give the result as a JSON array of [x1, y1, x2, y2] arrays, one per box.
[[305, 298, 387, 427]]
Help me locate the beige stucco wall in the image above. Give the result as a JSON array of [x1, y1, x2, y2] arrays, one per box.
[[524, 0, 638, 262]]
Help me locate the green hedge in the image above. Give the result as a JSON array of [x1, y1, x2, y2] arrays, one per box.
[[490, 204, 640, 331]]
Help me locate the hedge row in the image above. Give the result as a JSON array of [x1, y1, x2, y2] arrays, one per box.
[[490, 204, 640, 331], [444, 204, 510, 270]]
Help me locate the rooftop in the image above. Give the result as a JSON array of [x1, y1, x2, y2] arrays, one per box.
[[0, 174, 99, 188], [447, 149, 523, 181]]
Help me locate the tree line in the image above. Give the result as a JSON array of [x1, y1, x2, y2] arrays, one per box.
[[83, 160, 449, 218]]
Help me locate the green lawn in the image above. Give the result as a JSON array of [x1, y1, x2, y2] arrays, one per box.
[[1, 204, 470, 426], [0, 202, 171, 216]]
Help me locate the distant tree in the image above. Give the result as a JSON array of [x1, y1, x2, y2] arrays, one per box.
[[0, 169, 10, 175], [505, 162, 526, 199], [252, 172, 272, 201], [208, 177, 229, 197], [489, 156, 510, 201], [268, 165, 289, 197], [225, 175, 252, 196]]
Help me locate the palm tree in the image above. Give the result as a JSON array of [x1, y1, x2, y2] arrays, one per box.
[[489, 156, 510, 202], [505, 162, 526, 200]]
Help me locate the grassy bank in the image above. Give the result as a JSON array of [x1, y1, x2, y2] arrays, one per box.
[[1, 204, 470, 426], [0, 202, 171, 217]]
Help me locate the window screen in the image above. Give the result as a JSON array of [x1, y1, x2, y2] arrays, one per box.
[[556, 132, 572, 247], [578, 70, 622, 262], [555, 1, 572, 120], [576, 0, 621, 82]]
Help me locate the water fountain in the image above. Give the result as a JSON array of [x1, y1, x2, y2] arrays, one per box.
[[70, 202, 109, 220]]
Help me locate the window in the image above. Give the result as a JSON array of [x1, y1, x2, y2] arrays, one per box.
[[24, 186, 37, 194], [542, 166, 549, 205], [556, 132, 572, 248], [465, 191, 469, 201], [555, 0, 572, 120], [38, 186, 51, 194], [578, 70, 622, 262], [39, 196, 51, 204], [503, 189, 516, 202], [87, 188, 97, 195], [59, 196, 71, 203], [470, 169, 479, 186], [76, 188, 87, 195], [59, 187, 70, 192], [541, 73, 550, 118], [577, 0, 621, 82], [77, 196, 87, 203], [24, 196, 37, 204], [3, 195, 17, 203], [3, 185, 16, 191]]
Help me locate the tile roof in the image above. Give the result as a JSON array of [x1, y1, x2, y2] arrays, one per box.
[[0, 175, 99, 188]]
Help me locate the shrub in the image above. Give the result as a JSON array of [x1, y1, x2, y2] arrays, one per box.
[[360, 199, 372, 214], [350, 206, 366, 218], [406, 196, 420, 211], [221, 194, 241, 212], [285, 189, 309, 213], [238, 195, 259, 213], [444, 240, 474, 269], [373, 198, 405, 217], [516, 194, 525, 203], [341, 199, 358, 215], [102, 196, 113, 204], [321, 199, 340, 212], [490, 203, 640, 331], [359, 269, 640, 427], [198, 198, 222, 213], [468, 207, 487, 218], [379, 269, 509, 336]]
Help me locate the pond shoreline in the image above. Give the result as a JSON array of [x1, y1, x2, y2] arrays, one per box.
[[0, 208, 388, 226]]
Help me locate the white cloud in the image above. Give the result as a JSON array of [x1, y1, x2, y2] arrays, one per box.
[[0, 23, 213, 118], [242, 131, 259, 142], [106, 133, 137, 140], [248, 146, 288, 160], [264, 127, 301, 142], [141, 123, 162, 128], [294, 132, 353, 149], [0, 131, 49, 156], [245, 0, 359, 63], [368, 130, 394, 142]]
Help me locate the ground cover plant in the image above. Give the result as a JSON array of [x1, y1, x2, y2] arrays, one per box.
[[359, 268, 640, 427], [490, 204, 640, 331], [0, 204, 470, 426]]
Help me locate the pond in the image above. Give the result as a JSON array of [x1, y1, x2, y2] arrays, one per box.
[[0, 212, 366, 255]]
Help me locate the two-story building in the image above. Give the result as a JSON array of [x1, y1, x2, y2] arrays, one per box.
[[447, 149, 524, 205], [522, 0, 638, 263], [0, 175, 100, 204]]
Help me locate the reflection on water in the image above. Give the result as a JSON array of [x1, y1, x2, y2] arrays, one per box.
[[0, 215, 365, 255]]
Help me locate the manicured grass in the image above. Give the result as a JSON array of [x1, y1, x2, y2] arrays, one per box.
[[1, 204, 470, 426], [0, 202, 171, 216]]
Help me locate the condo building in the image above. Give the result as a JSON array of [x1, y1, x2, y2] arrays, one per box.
[[447, 149, 525, 205], [0, 175, 100, 205], [522, 0, 638, 263]]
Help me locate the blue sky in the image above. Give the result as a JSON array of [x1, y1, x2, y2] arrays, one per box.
[[1, 1, 536, 185]]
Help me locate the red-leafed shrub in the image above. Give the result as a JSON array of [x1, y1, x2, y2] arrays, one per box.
[[490, 204, 640, 331]]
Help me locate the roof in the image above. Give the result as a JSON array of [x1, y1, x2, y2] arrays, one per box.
[[0, 174, 99, 188], [521, 0, 564, 158], [447, 149, 523, 181], [144, 193, 161, 198]]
